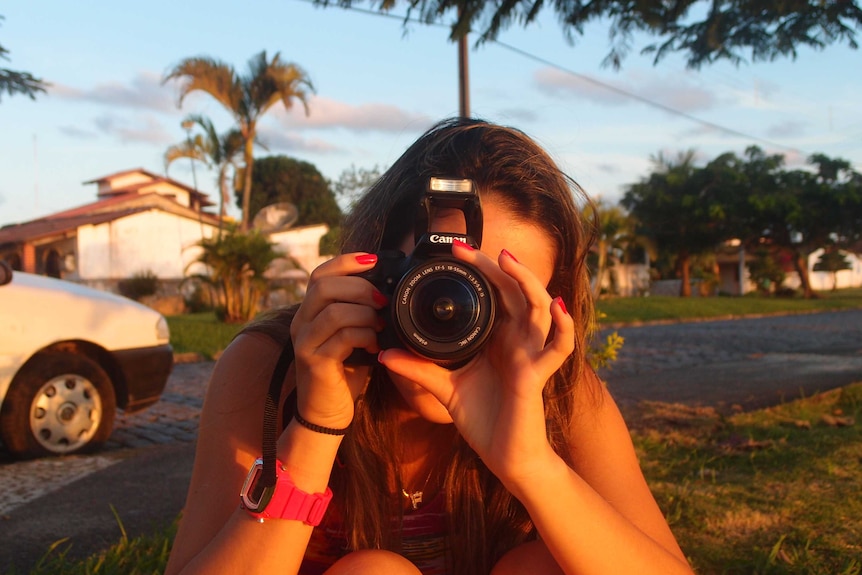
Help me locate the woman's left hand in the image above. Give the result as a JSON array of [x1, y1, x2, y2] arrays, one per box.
[[378, 240, 574, 486]]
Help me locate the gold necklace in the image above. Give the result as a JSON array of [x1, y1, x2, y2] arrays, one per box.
[[401, 467, 435, 510]]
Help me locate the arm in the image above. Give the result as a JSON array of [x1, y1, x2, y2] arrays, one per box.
[[166, 253, 385, 575], [501, 374, 692, 574], [164, 333, 345, 575]]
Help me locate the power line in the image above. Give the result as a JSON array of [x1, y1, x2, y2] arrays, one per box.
[[491, 40, 809, 157], [296, 0, 847, 162]]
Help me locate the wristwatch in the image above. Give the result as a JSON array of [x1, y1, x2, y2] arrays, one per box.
[[240, 458, 333, 525]]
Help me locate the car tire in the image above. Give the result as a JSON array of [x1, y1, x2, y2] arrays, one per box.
[[0, 352, 116, 458]]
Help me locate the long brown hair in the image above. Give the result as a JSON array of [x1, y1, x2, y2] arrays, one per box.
[[246, 118, 597, 574]]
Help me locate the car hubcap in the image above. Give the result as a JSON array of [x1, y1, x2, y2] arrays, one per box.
[[30, 374, 102, 453]]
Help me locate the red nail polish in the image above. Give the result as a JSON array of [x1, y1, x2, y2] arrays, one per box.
[[554, 296, 568, 315], [452, 238, 475, 251], [372, 289, 389, 306], [501, 249, 519, 263], [356, 253, 378, 265]]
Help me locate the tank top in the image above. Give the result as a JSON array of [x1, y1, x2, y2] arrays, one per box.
[[300, 491, 449, 575]]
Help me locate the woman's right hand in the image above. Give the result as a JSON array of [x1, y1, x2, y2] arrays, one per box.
[[289, 252, 387, 430]]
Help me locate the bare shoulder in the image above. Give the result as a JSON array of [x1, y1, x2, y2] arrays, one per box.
[[201, 331, 285, 414]]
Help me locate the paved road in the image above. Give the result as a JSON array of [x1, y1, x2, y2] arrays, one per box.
[[1, 309, 861, 571], [598, 309, 862, 412]]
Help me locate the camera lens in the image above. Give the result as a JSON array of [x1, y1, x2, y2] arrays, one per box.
[[392, 259, 495, 364], [411, 277, 477, 340]]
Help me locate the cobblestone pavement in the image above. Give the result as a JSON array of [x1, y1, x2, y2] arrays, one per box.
[[0, 361, 215, 520], [105, 359, 214, 451]]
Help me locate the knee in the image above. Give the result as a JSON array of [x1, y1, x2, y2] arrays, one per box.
[[491, 541, 563, 575], [325, 549, 422, 575]]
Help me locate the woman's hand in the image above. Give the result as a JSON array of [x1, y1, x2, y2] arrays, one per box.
[[289, 253, 387, 430], [378, 241, 574, 485]]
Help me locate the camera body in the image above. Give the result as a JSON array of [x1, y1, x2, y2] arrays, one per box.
[[348, 177, 496, 368]]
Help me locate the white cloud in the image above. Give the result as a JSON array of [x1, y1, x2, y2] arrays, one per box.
[[92, 113, 174, 145], [276, 96, 432, 133], [50, 71, 177, 113], [534, 67, 718, 113], [766, 121, 807, 139], [256, 126, 344, 154]]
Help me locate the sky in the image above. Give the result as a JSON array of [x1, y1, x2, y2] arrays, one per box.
[[1, 0, 860, 228]]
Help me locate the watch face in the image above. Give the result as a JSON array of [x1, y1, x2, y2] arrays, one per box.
[[240, 458, 274, 512]]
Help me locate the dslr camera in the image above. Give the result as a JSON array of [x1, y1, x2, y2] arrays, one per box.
[[349, 177, 496, 368]]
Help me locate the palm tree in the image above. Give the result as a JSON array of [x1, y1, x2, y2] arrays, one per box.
[[165, 114, 244, 227], [163, 51, 314, 231], [586, 199, 654, 298]]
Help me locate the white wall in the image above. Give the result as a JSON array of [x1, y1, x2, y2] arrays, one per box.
[[77, 210, 217, 280], [808, 248, 862, 290], [268, 224, 331, 277]]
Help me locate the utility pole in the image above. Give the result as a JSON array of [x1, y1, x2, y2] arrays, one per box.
[[457, 7, 469, 118]]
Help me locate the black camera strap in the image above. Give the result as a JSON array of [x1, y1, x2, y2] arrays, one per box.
[[260, 341, 294, 491]]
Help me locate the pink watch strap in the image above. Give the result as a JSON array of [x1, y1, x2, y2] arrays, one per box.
[[241, 458, 333, 525]]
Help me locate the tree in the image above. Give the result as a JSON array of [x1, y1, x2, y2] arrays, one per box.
[[584, 200, 650, 299], [741, 148, 857, 298], [187, 225, 281, 323], [746, 247, 787, 295], [163, 51, 314, 231], [248, 155, 342, 230], [330, 164, 385, 210], [813, 248, 853, 291], [317, 1, 862, 69], [622, 151, 732, 296], [165, 114, 244, 225], [250, 156, 344, 256], [1, 15, 47, 101]]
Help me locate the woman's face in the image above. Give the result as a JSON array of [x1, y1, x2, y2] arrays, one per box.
[[387, 194, 556, 424]]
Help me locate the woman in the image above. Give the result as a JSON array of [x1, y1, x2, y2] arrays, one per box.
[[165, 118, 694, 575]]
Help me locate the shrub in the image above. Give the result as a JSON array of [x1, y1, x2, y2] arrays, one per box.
[[118, 270, 160, 301]]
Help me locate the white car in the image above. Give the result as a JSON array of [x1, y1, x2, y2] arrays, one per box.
[[0, 261, 173, 458]]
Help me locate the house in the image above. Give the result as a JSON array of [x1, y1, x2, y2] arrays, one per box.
[[0, 169, 221, 293], [0, 169, 331, 303]]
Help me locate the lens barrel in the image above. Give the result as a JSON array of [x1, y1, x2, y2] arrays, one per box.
[[391, 258, 495, 364]]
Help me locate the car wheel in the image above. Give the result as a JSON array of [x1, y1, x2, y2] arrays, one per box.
[[0, 352, 116, 458]]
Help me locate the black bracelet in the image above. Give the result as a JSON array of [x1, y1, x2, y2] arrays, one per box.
[[294, 411, 351, 436]]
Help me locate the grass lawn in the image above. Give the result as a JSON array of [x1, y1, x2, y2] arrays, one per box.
[[596, 288, 862, 325], [627, 383, 862, 574], [9, 290, 861, 574]]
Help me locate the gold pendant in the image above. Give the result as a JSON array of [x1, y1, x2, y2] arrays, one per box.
[[402, 489, 423, 510]]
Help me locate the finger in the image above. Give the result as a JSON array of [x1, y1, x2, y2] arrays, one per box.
[[295, 302, 382, 358], [497, 248, 555, 336], [308, 252, 379, 282], [533, 297, 576, 375], [313, 326, 381, 363], [451, 239, 526, 316], [299, 275, 388, 323]]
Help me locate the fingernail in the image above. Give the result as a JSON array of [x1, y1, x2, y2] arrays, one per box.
[[377, 350, 386, 364], [356, 253, 378, 265], [452, 238, 475, 251], [372, 289, 389, 306], [501, 249, 519, 263], [554, 296, 568, 315]]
